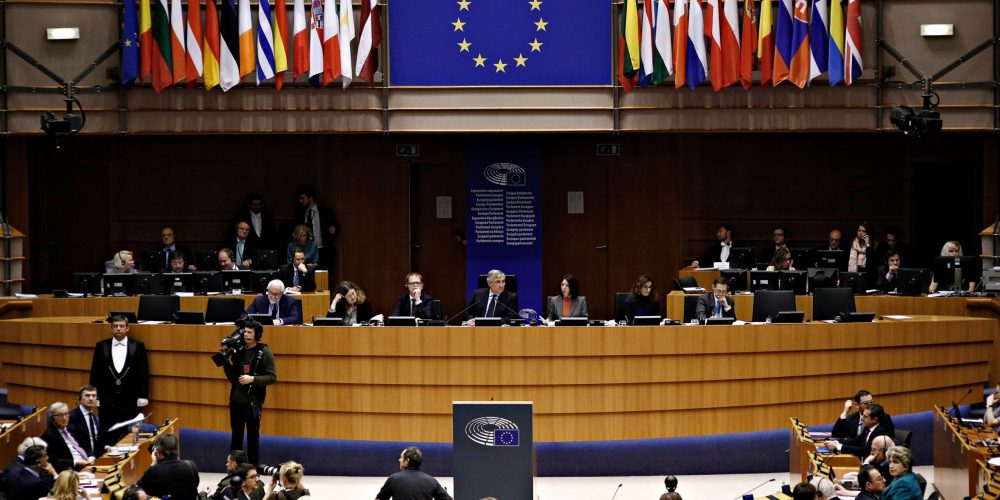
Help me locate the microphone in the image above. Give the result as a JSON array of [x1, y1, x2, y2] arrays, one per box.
[[956, 387, 974, 406], [610, 483, 622, 500], [493, 294, 522, 322], [734, 478, 775, 500], [445, 300, 479, 325]]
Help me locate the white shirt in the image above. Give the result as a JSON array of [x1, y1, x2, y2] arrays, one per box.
[[59, 427, 87, 462], [720, 242, 731, 262], [112, 337, 128, 373], [269, 300, 284, 326], [250, 212, 263, 237]]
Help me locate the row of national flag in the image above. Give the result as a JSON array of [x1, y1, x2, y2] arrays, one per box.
[[121, 0, 381, 92], [619, 0, 863, 91]]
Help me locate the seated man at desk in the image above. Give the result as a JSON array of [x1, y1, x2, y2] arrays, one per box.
[[464, 269, 519, 324], [689, 223, 735, 268], [278, 249, 316, 292], [833, 390, 896, 440], [2, 443, 56, 499], [392, 272, 436, 319], [824, 403, 893, 460], [694, 277, 736, 323], [246, 280, 302, 325], [876, 250, 901, 293], [856, 464, 887, 500], [41, 402, 94, 472]]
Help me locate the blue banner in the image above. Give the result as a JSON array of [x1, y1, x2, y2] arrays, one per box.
[[389, 0, 612, 86], [465, 142, 542, 317]]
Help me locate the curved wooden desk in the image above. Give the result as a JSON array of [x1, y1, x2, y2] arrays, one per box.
[[0, 316, 993, 443]]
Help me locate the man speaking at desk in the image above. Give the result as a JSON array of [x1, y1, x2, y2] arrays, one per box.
[[222, 321, 277, 466], [695, 277, 737, 323], [464, 269, 519, 325]]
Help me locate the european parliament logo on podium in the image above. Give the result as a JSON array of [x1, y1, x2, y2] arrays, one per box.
[[454, 402, 534, 500]]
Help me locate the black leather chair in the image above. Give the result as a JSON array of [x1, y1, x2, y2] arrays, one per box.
[[137, 295, 180, 322], [614, 293, 630, 323]]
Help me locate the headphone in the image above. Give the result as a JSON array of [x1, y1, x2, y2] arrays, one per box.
[[113, 251, 131, 268]]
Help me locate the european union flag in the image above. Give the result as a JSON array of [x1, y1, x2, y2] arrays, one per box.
[[120, 0, 139, 88], [494, 429, 519, 446], [389, 0, 611, 86]]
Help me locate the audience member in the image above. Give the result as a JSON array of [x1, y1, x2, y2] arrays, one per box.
[[122, 485, 150, 500], [41, 402, 93, 472], [824, 403, 892, 460], [695, 277, 736, 323], [392, 272, 436, 319], [625, 275, 660, 321], [285, 225, 318, 267], [278, 250, 317, 293], [264, 461, 310, 500], [930, 240, 973, 293], [329, 280, 375, 325], [690, 224, 735, 268], [224, 221, 257, 270], [791, 481, 817, 500], [2, 436, 47, 480], [157, 226, 194, 272], [881, 446, 921, 500], [136, 433, 200, 500], [940, 240, 963, 257], [108, 250, 136, 274], [169, 251, 193, 273], [546, 274, 589, 321], [826, 229, 843, 250], [876, 250, 901, 293], [219, 248, 240, 271], [202, 450, 250, 500], [464, 270, 519, 324], [855, 464, 887, 500], [759, 226, 787, 266], [375, 446, 452, 500], [247, 280, 302, 325], [832, 390, 895, 440], [875, 227, 903, 267], [296, 188, 341, 270], [848, 222, 874, 273], [43, 469, 82, 500], [2, 443, 56, 499], [222, 463, 265, 500], [766, 247, 795, 271], [863, 435, 894, 488], [235, 193, 277, 250], [810, 476, 837, 500], [89, 314, 149, 442], [221, 321, 277, 466], [68, 384, 106, 458]]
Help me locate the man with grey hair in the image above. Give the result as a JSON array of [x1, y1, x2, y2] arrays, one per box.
[[464, 269, 519, 324], [2, 443, 56, 499], [1, 436, 48, 483], [245, 279, 301, 325], [810, 476, 838, 499], [41, 402, 94, 472]]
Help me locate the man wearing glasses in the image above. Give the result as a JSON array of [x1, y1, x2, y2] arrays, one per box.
[[222, 463, 265, 500], [392, 273, 437, 319], [831, 390, 895, 440], [246, 280, 302, 325], [464, 269, 519, 325], [41, 402, 94, 472]]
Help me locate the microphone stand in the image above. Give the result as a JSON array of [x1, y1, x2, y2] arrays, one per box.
[[444, 301, 479, 325], [734, 478, 775, 500]]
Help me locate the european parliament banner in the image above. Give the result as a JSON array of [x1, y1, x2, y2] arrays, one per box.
[[466, 143, 542, 316], [388, 0, 611, 86], [453, 401, 534, 500]]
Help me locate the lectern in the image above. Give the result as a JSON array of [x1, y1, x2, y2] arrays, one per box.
[[453, 401, 534, 500]]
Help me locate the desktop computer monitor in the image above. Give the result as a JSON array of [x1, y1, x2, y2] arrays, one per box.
[[728, 247, 756, 270], [161, 272, 195, 294], [807, 267, 838, 291], [194, 271, 221, 294], [252, 271, 278, 293], [788, 248, 815, 269], [779, 270, 808, 295], [813, 287, 856, 321], [221, 270, 254, 293], [103, 273, 138, 296], [896, 268, 932, 296], [933, 256, 981, 291], [720, 269, 748, 292], [73, 272, 103, 296], [838, 272, 866, 294], [815, 250, 848, 271], [750, 270, 780, 292]]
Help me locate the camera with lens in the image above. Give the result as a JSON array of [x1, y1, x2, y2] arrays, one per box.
[[211, 327, 246, 367], [259, 464, 281, 480]]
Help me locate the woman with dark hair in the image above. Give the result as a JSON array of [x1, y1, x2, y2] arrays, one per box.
[[625, 275, 660, 320], [328, 280, 374, 325], [545, 274, 589, 321], [766, 247, 795, 271], [848, 222, 874, 273]]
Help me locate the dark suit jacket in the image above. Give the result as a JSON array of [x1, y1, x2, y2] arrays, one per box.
[[856, 491, 879, 500], [42, 425, 84, 472], [696, 242, 734, 267], [330, 300, 375, 324], [234, 210, 277, 249], [694, 293, 737, 322], [68, 407, 106, 458], [277, 264, 316, 292], [222, 237, 258, 269], [876, 265, 897, 293], [2, 462, 55, 499], [392, 293, 437, 319], [839, 422, 894, 459], [246, 294, 302, 325], [89, 337, 149, 433], [832, 411, 896, 440], [137, 457, 201, 500], [153, 245, 192, 272], [464, 288, 519, 321]]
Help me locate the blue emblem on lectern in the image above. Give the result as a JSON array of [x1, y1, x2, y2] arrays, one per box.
[[494, 429, 520, 446], [465, 416, 520, 447]]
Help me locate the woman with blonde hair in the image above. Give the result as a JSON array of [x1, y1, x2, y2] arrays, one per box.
[[265, 461, 310, 499], [286, 225, 318, 266], [44, 470, 84, 500]]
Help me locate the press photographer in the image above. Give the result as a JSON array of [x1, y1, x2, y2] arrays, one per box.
[[218, 320, 277, 466]]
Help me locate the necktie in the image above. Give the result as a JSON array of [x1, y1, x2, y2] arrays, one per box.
[[861, 427, 872, 444], [293, 270, 300, 287], [411, 299, 416, 315], [62, 428, 88, 459], [486, 295, 497, 317], [714, 300, 721, 318], [165, 249, 172, 268], [237, 240, 244, 263], [270, 302, 278, 318], [88, 413, 98, 451]]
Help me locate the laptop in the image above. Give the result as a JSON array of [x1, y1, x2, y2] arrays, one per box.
[[705, 317, 736, 325], [174, 311, 205, 325], [248, 314, 275, 326], [772, 311, 805, 324], [386, 316, 418, 326]]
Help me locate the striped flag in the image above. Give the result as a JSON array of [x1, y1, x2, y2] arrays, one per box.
[[203, 0, 221, 90], [809, 0, 829, 83], [720, 0, 740, 87], [651, 0, 673, 84], [293, 0, 308, 79], [139, 0, 152, 80], [788, 0, 811, 88], [337, 0, 354, 87], [354, 0, 381, 84], [150, 0, 174, 92], [844, 0, 862, 85], [308, 0, 324, 86], [828, 0, 845, 85], [273, 0, 289, 89], [618, 0, 640, 91], [169, 0, 186, 83], [219, 0, 241, 90], [322, 0, 341, 85], [238, 0, 254, 77], [185, 0, 203, 87], [672, 0, 688, 89], [638, 0, 655, 86], [738, 0, 757, 89], [685, 0, 707, 90], [121, 0, 140, 88], [704, 0, 723, 90], [757, 0, 774, 87], [773, 0, 793, 85], [256, 0, 276, 84]]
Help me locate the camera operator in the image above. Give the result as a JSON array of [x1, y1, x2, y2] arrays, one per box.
[[220, 321, 277, 466], [264, 461, 310, 500]]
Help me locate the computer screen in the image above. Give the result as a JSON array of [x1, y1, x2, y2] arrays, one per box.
[[807, 267, 839, 291], [73, 272, 103, 295], [720, 269, 748, 293], [838, 272, 866, 294], [220, 270, 254, 293], [788, 248, 814, 269], [102, 273, 138, 296], [896, 268, 932, 296], [815, 250, 848, 271], [779, 270, 807, 295], [161, 272, 195, 293], [933, 256, 981, 291], [813, 287, 856, 321], [750, 270, 780, 292], [728, 247, 756, 270]]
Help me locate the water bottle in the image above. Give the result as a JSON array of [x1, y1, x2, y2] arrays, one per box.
[[765, 315, 772, 324]]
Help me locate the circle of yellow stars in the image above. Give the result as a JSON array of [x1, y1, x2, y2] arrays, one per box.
[[452, 0, 547, 73]]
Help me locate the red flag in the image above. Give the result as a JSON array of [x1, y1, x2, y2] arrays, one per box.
[[355, 0, 381, 84], [185, 0, 203, 88], [274, 0, 289, 89], [738, 0, 757, 89], [720, 0, 741, 88]]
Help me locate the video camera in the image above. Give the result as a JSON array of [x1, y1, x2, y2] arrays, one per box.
[[211, 319, 249, 367]]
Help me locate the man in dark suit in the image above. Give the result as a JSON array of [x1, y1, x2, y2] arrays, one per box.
[[155, 226, 195, 272], [464, 269, 519, 324], [2, 444, 55, 499], [42, 402, 94, 472], [876, 250, 901, 293], [856, 464, 886, 500], [759, 226, 788, 266], [233, 193, 277, 250], [277, 249, 316, 292], [694, 277, 737, 323], [68, 384, 107, 458], [136, 433, 200, 500], [223, 221, 258, 270], [296, 187, 341, 270], [824, 403, 893, 459], [246, 279, 302, 325], [690, 223, 735, 269], [89, 315, 149, 442], [392, 272, 437, 319]]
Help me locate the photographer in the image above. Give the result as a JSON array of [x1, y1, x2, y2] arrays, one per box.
[[220, 321, 277, 466], [264, 461, 310, 500], [222, 463, 265, 500], [136, 433, 199, 500]]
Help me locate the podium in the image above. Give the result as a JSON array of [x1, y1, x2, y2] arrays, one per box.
[[453, 401, 534, 500]]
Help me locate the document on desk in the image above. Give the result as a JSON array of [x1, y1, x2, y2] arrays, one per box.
[[884, 315, 912, 320], [682, 287, 707, 293], [14, 293, 38, 298]]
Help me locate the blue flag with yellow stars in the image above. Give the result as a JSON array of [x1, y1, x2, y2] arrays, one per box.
[[120, 0, 139, 88], [389, 0, 611, 86]]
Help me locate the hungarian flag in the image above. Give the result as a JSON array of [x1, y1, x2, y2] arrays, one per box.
[[238, 0, 254, 77], [618, 0, 640, 91], [139, 0, 152, 80], [308, 0, 324, 86], [256, 0, 276, 84], [685, 0, 707, 90], [292, 0, 308, 79], [638, 0, 654, 87], [273, 0, 289, 89], [788, 0, 811, 88], [121, 0, 140, 88], [322, 0, 341, 85], [169, 0, 186, 83], [772, 0, 793, 85], [203, 0, 221, 90], [844, 0, 862, 85], [720, 0, 740, 87], [337, 0, 354, 87], [354, 0, 381, 84], [651, 0, 672, 85], [185, 0, 203, 87], [671, 0, 688, 89], [808, 0, 829, 83], [150, 0, 174, 92], [219, 0, 241, 90], [738, 0, 757, 89], [828, 0, 845, 86], [757, 0, 774, 87]]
